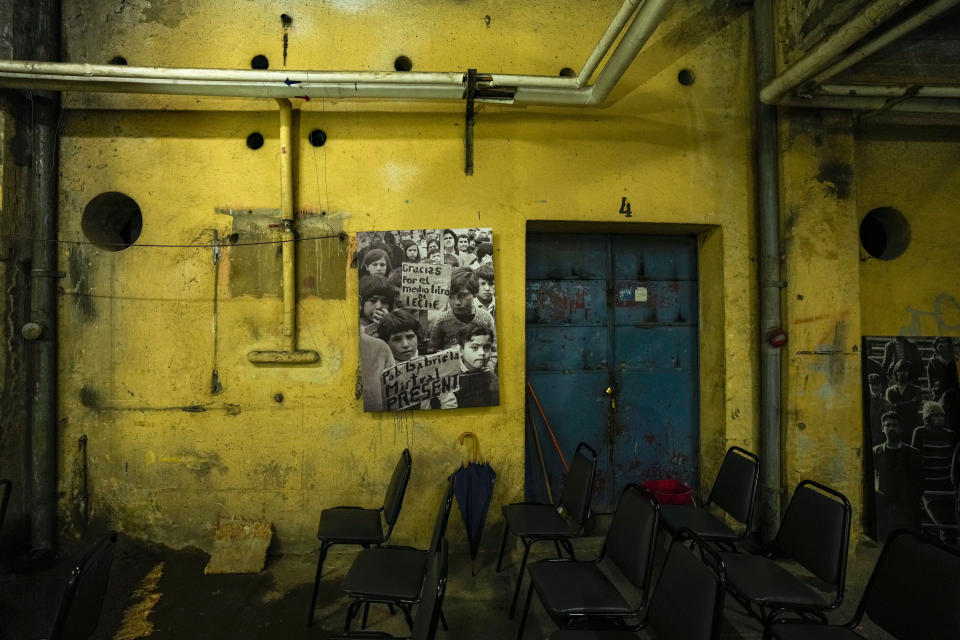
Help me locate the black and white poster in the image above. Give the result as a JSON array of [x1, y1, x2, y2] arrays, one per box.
[[356, 228, 498, 412], [862, 335, 960, 543]]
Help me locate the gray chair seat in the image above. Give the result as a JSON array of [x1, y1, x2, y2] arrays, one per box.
[[768, 625, 860, 640], [529, 560, 633, 616], [342, 547, 427, 601], [721, 553, 826, 607], [659, 504, 737, 540], [503, 503, 576, 538]]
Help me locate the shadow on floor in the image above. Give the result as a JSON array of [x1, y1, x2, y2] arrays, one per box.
[[0, 529, 886, 640]]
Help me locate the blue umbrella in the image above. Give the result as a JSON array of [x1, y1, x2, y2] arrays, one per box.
[[450, 432, 496, 573]]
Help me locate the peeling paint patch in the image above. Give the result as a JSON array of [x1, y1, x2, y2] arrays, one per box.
[[816, 162, 852, 199], [225, 208, 348, 300], [255, 460, 296, 489], [79, 385, 102, 409], [160, 449, 227, 478], [139, 2, 189, 29], [67, 246, 96, 321]]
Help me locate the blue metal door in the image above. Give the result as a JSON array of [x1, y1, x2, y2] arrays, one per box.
[[525, 233, 699, 510]]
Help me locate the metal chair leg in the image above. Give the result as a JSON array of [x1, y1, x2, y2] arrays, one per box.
[[440, 606, 449, 631], [496, 522, 510, 572], [361, 601, 370, 629], [401, 604, 415, 630], [509, 540, 532, 619], [560, 538, 576, 560], [344, 599, 360, 632], [515, 582, 535, 640], [307, 541, 331, 627]]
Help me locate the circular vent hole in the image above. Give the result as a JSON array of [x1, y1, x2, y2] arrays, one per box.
[[559, 67, 576, 77], [308, 129, 327, 147], [109, 56, 127, 65], [251, 55, 269, 69], [860, 207, 910, 260], [678, 69, 695, 86], [246, 132, 264, 150], [82, 192, 143, 251], [394, 55, 413, 72]]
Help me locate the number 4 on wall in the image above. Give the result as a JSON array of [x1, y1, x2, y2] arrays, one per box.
[[619, 197, 632, 218]]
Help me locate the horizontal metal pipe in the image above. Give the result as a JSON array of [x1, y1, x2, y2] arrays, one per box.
[[810, 0, 960, 86], [0, 60, 465, 84], [0, 72, 619, 106], [818, 84, 960, 98], [782, 95, 960, 113], [0, 1, 676, 106], [0, 74, 468, 100], [760, 0, 914, 105]]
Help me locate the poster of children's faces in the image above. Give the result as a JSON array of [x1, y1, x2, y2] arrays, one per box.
[[357, 228, 498, 412]]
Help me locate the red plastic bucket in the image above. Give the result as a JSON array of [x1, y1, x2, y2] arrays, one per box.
[[642, 479, 694, 506]]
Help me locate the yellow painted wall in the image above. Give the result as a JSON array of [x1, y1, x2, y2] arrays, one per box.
[[856, 126, 960, 338], [779, 111, 863, 530], [54, 1, 761, 553]]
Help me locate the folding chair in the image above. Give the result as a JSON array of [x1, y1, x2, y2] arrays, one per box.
[[497, 441, 598, 618], [329, 539, 449, 640], [45, 532, 118, 640], [342, 477, 456, 632], [0, 479, 10, 534], [516, 483, 659, 639], [308, 448, 413, 627], [658, 446, 759, 548], [548, 528, 727, 640], [765, 528, 960, 639], [720, 480, 851, 626]]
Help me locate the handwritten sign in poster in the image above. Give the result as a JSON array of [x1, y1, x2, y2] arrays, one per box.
[[400, 263, 451, 310], [381, 347, 461, 411]]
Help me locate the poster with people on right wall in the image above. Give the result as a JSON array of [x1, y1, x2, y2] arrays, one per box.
[[862, 335, 960, 544]]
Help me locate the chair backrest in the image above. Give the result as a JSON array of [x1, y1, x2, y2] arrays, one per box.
[[860, 529, 960, 639], [775, 480, 851, 593], [0, 479, 11, 534], [382, 448, 413, 531], [557, 442, 598, 528], [412, 539, 449, 640], [48, 532, 118, 640], [603, 483, 659, 596], [428, 477, 457, 554], [646, 530, 725, 640], [706, 446, 759, 526]]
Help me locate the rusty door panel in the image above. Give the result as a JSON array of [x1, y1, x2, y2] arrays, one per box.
[[526, 233, 699, 511]]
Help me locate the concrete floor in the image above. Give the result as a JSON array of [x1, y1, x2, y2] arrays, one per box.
[[0, 523, 896, 640]]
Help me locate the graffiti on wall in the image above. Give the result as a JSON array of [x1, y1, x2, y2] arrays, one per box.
[[899, 293, 960, 337], [357, 228, 498, 412], [862, 335, 960, 543]]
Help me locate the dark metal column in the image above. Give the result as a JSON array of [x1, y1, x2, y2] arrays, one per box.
[[27, 0, 60, 556], [754, 0, 783, 540]]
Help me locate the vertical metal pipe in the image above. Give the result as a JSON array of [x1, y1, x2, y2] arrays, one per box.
[[753, 0, 782, 540], [275, 98, 296, 353], [28, 0, 60, 556]]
